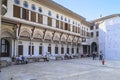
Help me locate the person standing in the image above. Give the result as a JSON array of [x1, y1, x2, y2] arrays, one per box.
[[93, 51, 95, 60]]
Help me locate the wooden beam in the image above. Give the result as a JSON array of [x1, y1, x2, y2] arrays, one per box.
[[52, 31, 56, 40]]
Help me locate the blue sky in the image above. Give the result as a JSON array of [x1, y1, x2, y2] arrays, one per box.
[[53, 0, 120, 21]]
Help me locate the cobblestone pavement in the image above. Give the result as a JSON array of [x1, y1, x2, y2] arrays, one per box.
[[1, 58, 120, 80]]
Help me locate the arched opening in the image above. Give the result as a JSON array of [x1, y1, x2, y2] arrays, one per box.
[[1, 38, 10, 57], [91, 42, 98, 54]]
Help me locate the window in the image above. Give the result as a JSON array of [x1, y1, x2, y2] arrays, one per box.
[[68, 24, 70, 31], [48, 17, 52, 26], [48, 11, 51, 16], [91, 32, 93, 37], [61, 47, 64, 54], [2, 0, 7, 6], [61, 16, 63, 20], [38, 14, 43, 24], [82, 38, 86, 42], [68, 19, 70, 23], [96, 26, 98, 29], [13, 5, 21, 18], [31, 11, 36, 22], [65, 18, 67, 21], [28, 46, 34, 55], [39, 7, 42, 13], [22, 8, 29, 20], [72, 26, 74, 32], [56, 20, 59, 28], [48, 46, 51, 54], [78, 27, 80, 33], [23, 1, 28, 8], [74, 26, 77, 33], [18, 45, 23, 55], [77, 47, 79, 53], [96, 31, 99, 37], [90, 26, 94, 30], [65, 23, 68, 30], [1, 39, 9, 57], [87, 32, 90, 37], [39, 46, 42, 55], [14, 0, 20, 5], [73, 21, 74, 24], [56, 14, 59, 19], [55, 46, 58, 54], [31, 4, 36, 10], [60, 21, 63, 29], [72, 48, 74, 54], [67, 48, 69, 54]]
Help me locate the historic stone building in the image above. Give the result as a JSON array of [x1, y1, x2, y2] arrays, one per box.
[[1, 0, 94, 62]]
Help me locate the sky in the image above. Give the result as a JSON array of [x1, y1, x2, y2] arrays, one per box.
[[53, 0, 120, 21]]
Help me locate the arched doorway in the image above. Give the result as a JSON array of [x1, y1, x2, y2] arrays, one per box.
[[1, 38, 10, 57], [91, 42, 97, 54]]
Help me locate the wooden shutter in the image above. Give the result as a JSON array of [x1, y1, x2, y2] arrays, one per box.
[[38, 14, 43, 24], [60, 21, 63, 29], [48, 17, 52, 26], [13, 5, 21, 18], [22, 8, 29, 20], [56, 20, 59, 28], [18, 45, 23, 55], [31, 11, 36, 22]]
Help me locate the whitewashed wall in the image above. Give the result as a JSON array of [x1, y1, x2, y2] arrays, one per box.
[[99, 17, 120, 60]]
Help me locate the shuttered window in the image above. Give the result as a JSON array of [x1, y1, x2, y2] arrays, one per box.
[[48, 17, 52, 26], [65, 23, 68, 30], [13, 5, 21, 18], [28, 46, 34, 55], [56, 20, 59, 28], [31, 11, 36, 22], [18, 45, 23, 55], [38, 14, 43, 24], [60, 21, 63, 29], [22, 8, 29, 20]]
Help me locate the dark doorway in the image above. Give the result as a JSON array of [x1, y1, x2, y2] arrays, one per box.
[[91, 42, 97, 54]]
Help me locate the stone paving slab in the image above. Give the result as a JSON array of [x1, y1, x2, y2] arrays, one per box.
[[1, 58, 120, 80]]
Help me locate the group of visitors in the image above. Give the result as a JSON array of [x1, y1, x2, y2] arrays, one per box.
[[92, 51, 104, 60], [16, 56, 28, 64], [64, 53, 73, 59]]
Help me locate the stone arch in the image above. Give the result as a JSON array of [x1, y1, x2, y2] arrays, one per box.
[[20, 31, 31, 38], [45, 33, 52, 40], [1, 30, 15, 38], [33, 33, 42, 39], [54, 34, 59, 41]]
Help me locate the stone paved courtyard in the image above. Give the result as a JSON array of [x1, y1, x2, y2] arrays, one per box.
[[1, 58, 120, 80]]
